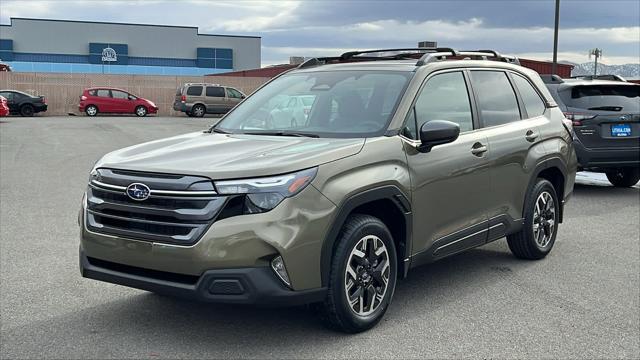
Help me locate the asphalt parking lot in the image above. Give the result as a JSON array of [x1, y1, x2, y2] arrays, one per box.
[[1, 116, 639, 359]]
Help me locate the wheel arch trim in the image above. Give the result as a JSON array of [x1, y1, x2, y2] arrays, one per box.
[[320, 185, 412, 287]]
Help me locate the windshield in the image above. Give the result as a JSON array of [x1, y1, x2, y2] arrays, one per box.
[[214, 70, 412, 138]]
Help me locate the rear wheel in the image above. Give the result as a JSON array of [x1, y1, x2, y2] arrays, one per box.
[[20, 104, 34, 117], [606, 168, 640, 187], [316, 214, 397, 333], [135, 106, 148, 117], [85, 105, 98, 117], [192, 104, 206, 118], [507, 179, 559, 260]]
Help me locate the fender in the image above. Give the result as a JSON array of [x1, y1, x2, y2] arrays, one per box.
[[320, 185, 412, 286]]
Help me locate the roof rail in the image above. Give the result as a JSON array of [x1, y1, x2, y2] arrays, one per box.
[[416, 49, 520, 66], [297, 47, 519, 69]]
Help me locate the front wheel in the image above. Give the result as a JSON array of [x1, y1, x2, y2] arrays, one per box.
[[316, 214, 397, 333], [135, 106, 148, 117], [606, 168, 640, 187], [507, 178, 559, 260]]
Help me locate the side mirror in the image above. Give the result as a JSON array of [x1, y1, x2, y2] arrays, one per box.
[[240, 95, 246, 99], [418, 120, 460, 152]]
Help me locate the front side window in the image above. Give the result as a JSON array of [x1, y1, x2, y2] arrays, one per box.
[[186, 86, 202, 96], [471, 71, 521, 127], [512, 74, 546, 117], [215, 71, 412, 138], [111, 90, 129, 99], [206, 86, 225, 97], [226, 88, 243, 99], [406, 71, 474, 138]]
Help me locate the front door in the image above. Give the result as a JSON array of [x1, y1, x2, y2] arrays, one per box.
[[110, 90, 133, 113], [403, 70, 492, 262]]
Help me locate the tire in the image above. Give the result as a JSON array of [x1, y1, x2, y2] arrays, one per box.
[[507, 178, 559, 260], [192, 104, 206, 118], [135, 106, 148, 117], [85, 105, 98, 117], [606, 168, 640, 188], [20, 104, 34, 117], [316, 214, 397, 333]]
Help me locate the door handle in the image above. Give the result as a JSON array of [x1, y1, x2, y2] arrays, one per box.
[[525, 130, 539, 142], [471, 143, 488, 156]]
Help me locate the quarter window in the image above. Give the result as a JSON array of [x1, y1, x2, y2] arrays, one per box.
[[470, 71, 521, 127], [512, 74, 546, 117], [407, 71, 474, 138], [206, 86, 225, 97], [186, 86, 202, 96]]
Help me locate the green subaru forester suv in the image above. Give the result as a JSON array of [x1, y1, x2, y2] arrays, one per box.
[[79, 48, 577, 333]]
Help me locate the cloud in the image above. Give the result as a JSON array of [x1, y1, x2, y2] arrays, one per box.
[[0, 0, 637, 66]]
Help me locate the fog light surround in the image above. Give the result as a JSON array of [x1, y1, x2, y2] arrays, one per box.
[[271, 256, 291, 288]]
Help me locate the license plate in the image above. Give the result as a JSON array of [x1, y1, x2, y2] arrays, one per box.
[[611, 124, 632, 137]]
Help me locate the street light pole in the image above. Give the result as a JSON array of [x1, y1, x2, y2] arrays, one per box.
[[552, 0, 560, 75]]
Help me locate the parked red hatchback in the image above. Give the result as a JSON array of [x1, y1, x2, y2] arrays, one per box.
[[0, 96, 9, 117], [79, 88, 158, 117]]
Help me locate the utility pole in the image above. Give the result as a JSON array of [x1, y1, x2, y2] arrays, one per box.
[[589, 48, 602, 76], [552, 0, 560, 75]]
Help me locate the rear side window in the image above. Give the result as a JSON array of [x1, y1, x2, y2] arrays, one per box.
[[562, 85, 640, 112], [512, 74, 546, 117], [206, 86, 225, 97], [186, 86, 203, 96], [88, 89, 97, 96], [471, 71, 521, 127], [96, 89, 110, 97], [111, 90, 129, 99], [408, 71, 474, 137]]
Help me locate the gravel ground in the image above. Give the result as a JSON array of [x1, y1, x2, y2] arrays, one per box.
[[1, 116, 639, 359]]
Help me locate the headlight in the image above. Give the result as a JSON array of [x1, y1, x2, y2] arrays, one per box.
[[214, 167, 317, 213]]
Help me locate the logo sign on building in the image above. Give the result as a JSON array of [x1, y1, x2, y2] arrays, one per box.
[[101, 47, 118, 62]]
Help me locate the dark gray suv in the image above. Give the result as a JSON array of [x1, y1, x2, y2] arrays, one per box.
[[544, 76, 639, 187]]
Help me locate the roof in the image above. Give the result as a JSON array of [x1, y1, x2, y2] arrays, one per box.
[[552, 79, 640, 89], [0, 17, 261, 39]]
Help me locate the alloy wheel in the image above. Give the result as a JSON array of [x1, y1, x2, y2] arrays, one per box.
[[344, 235, 390, 316], [533, 191, 555, 248]]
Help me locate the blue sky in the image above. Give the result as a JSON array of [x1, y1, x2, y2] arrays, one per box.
[[1, 0, 638, 65]]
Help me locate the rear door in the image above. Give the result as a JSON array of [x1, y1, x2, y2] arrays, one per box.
[[94, 89, 113, 113], [560, 84, 640, 149], [469, 70, 544, 228], [205, 86, 226, 113]]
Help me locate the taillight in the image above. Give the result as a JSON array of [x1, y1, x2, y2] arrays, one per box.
[[181, 95, 186, 103], [563, 112, 595, 125], [81, 95, 87, 101], [42, 97, 47, 104]]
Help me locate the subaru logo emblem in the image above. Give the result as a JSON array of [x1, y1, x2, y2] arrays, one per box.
[[126, 183, 150, 201], [620, 115, 629, 122]]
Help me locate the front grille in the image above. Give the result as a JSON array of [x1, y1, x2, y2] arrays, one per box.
[[85, 168, 226, 245]]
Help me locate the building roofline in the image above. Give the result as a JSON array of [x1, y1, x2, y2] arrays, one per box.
[[0, 17, 261, 39]]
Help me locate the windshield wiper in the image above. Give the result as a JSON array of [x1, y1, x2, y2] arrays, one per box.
[[210, 127, 230, 134], [588, 106, 622, 112], [243, 131, 319, 138]]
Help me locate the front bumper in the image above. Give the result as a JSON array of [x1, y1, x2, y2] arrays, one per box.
[[574, 139, 640, 169], [80, 250, 326, 305]]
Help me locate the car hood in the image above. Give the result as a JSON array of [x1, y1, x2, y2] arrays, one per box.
[[95, 131, 365, 179]]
